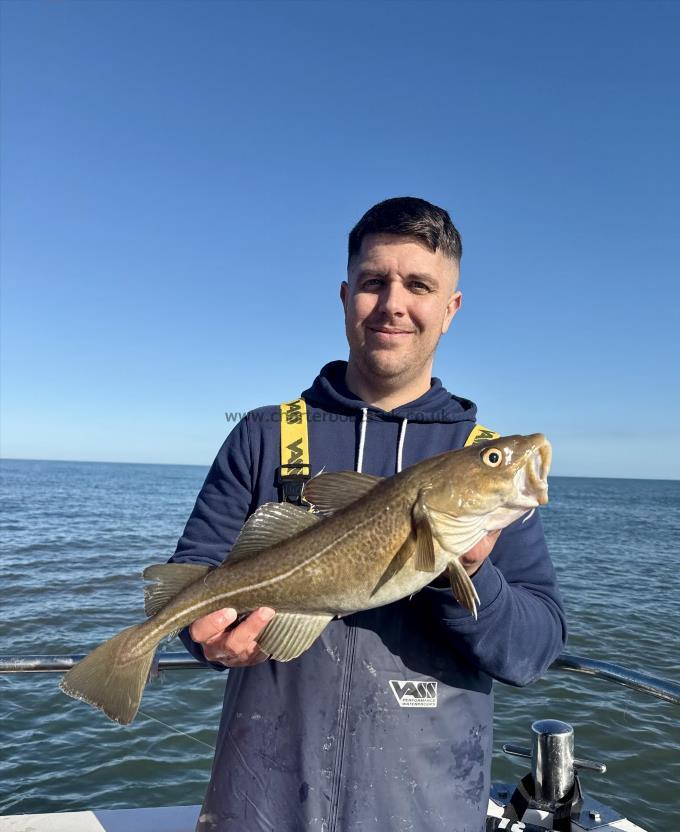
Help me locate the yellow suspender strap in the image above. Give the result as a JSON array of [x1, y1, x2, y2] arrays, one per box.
[[278, 398, 311, 503], [464, 424, 500, 447], [276, 404, 494, 499]]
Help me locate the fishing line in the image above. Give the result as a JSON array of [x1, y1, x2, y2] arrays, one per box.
[[0, 695, 33, 714], [137, 707, 215, 751], [0, 677, 213, 752], [0, 677, 44, 713]]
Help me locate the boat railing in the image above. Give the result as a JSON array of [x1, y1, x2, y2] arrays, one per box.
[[0, 651, 678, 705]]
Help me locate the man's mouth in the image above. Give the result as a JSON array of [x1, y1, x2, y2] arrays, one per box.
[[367, 327, 415, 338]]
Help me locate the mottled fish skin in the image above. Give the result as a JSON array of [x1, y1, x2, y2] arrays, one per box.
[[60, 433, 551, 724]]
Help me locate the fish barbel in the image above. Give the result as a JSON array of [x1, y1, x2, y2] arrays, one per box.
[[60, 433, 551, 724]]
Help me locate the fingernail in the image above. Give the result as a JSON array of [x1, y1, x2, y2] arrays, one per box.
[[261, 608, 275, 623], [220, 609, 236, 626]]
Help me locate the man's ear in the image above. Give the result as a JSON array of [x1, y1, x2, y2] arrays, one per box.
[[340, 280, 349, 313], [441, 291, 462, 334]]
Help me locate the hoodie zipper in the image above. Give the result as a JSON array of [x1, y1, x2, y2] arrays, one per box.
[[328, 618, 357, 832]]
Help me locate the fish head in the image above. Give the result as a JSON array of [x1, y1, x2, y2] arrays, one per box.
[[427, 433, 552, 530]]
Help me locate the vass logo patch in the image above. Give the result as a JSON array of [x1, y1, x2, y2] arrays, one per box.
[[286, 437, 303, 465], [389, 680, 438, 708], [285, 399, 303, 425]]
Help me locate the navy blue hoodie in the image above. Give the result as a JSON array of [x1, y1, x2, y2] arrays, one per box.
[[171, 361, 567, 832]]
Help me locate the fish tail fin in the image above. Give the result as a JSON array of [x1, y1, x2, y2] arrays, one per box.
[[59, 623, 156, 725]]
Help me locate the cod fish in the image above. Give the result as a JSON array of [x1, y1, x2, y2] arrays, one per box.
[[60, 433, 551, 725]]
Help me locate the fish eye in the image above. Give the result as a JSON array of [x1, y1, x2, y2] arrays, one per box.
[[481, 448, 503, 468]]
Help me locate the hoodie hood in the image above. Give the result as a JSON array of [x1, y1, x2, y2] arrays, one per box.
[[302, 360, 477, 424]]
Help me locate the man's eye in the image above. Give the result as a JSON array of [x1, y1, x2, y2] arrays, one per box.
[[363, 278, 383, 289], [410, 282, 430, 293]]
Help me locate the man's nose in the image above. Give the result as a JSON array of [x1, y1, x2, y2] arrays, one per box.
[[379, 281, 407, 316]]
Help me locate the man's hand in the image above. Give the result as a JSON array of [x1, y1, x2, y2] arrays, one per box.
[[189, 607, 275, 667], [460, 529, 502, 577]]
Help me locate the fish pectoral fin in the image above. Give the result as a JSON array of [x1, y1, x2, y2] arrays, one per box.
[[422, 506, 484, 617], [256, 611, 333, 662], [228, 502, 320, 564], [370, 535, 417, 596], [447, 558, 480, 619], [301, 471, 383, 516], [415, 519, 436, 571], [423, 506, 488, 558], [412, 493, 437, 572], [143, 563, 212, 617]]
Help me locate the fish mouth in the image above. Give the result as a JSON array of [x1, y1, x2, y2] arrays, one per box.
[[512, 437, 552, 509], [527, 439, 551, 504]]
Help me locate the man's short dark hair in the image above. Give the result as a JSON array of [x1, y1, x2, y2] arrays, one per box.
[[348, 197, 462, 268]]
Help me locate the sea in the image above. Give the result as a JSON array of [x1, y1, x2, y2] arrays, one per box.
[[0, 459, 678, 830]]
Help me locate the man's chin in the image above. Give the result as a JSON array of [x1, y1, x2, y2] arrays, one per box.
[[361, 351, 414, 380]]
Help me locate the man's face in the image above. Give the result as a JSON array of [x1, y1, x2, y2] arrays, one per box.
[[341, 233, 461, 387]]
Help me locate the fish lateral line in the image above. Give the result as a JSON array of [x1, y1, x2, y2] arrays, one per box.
[[155, 502, 406, 635]]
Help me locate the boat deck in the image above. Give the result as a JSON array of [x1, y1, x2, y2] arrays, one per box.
[[0, 800, 646, 832]]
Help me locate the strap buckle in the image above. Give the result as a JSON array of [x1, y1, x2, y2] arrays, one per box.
[[276, 464, 312, 505]]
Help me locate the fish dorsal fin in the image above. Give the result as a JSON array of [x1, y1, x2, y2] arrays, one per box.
[[256, 611, 333, 661], [227, 502, 320, 564], [143, 563, 211, 617], [302, 471, 383, 516]]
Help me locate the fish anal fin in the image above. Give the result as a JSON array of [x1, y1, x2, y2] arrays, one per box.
[[447, 558, 480, 619], [228, 502, 320, 564], [143, 563, 211, 617], [256, 611, 333, 662], [302, 471, 382, 516]]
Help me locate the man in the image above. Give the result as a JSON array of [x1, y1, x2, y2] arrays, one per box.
[[171, 197, 567, 832]]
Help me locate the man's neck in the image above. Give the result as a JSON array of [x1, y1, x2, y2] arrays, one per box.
[[344, 360, 432, 412]]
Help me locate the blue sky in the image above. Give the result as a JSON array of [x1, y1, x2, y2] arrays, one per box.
[[1, 0, 678, 478]]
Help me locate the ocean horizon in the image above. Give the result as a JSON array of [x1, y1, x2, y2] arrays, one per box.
[[2, 456, 678, 482]]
